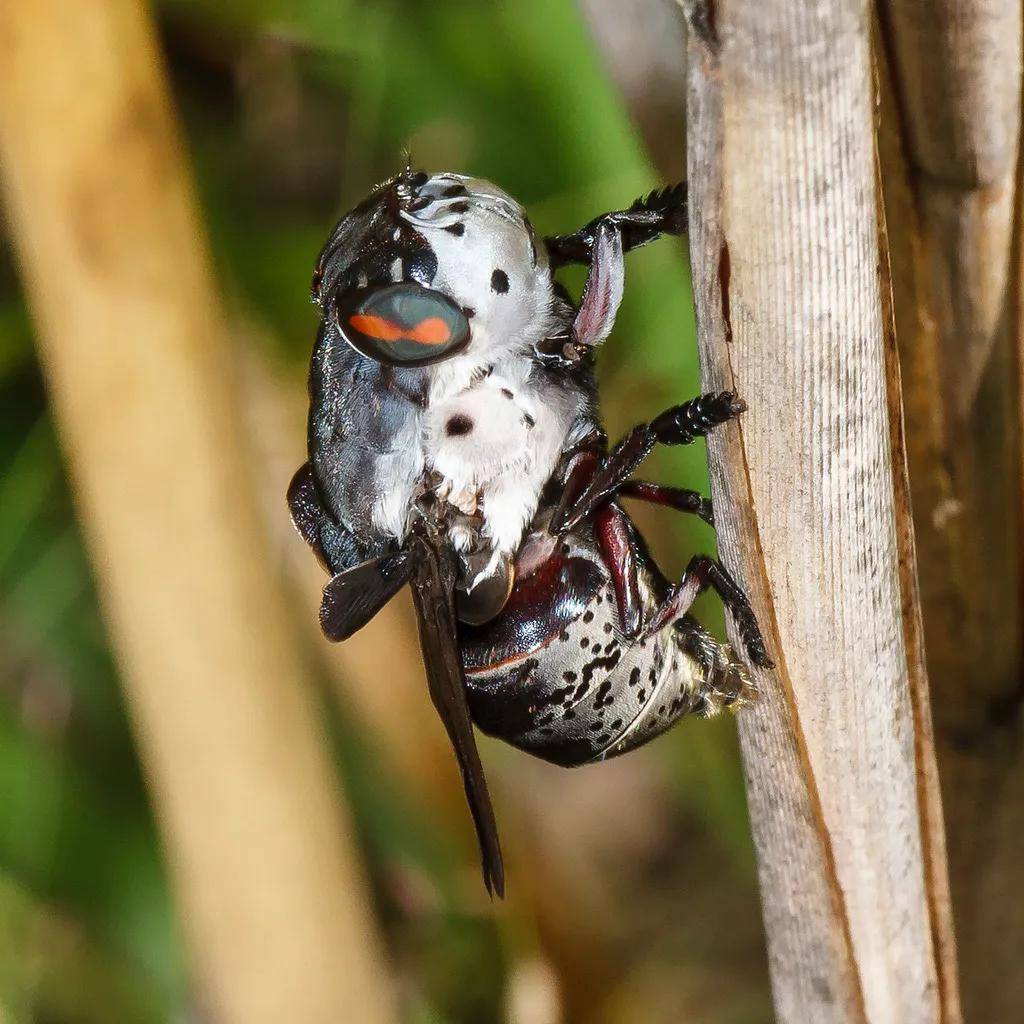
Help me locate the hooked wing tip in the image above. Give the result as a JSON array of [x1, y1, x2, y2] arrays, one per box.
[[486, 862, 506, 899]]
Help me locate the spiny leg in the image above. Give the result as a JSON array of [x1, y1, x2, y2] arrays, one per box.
[[646, 555, 773, 669], [551, 391, 744, 535], [545, 183, 688, 269], [647, 390, 747, 446]]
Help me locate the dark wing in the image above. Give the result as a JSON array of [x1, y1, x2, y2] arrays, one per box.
[[287, 462, 380, 576], [319, 549, 413, 642], [289, 463, 411, 639], [287, 463, 332, 571], [409, 527, 505, 898]]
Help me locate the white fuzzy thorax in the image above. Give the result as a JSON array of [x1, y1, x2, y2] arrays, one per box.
[[369, 173, 585, 559]]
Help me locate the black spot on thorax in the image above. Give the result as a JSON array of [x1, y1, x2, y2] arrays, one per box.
[[491, 268, 510, 293], [446, 414, 474, 437]]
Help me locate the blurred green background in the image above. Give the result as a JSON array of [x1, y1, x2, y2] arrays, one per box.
[[0, 1, 769, 1021]]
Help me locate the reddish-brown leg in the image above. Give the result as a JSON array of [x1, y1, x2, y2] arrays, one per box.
[[618, 480, 714, 526], [594, 503, 645, 638]]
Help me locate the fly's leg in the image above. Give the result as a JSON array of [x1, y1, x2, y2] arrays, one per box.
[[593, 503, 644, 637], [647, 390, 746, 446], [545, 183, 687, 269], [617, 481, 714, 527], [646, 554, 773, 669], [549, 447, 601, 532], [550, 391, 744, 534]]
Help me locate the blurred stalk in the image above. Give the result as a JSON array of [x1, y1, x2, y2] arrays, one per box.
[[0, 874, 163, 1024], [0, 2, 396, 1022], [576, 0, 688, 181]]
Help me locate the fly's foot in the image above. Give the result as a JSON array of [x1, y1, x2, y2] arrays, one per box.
[[646, 555, 774, 670], [693, 555, 774, 669], [732, 603, 773, 670], [651, 391, 746, 446]]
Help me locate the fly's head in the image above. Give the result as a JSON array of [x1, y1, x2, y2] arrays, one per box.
[[313, 169, 555, 371]]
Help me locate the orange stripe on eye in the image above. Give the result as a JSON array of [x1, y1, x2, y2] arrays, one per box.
[[408, 317, 451, 345], [349, 314, 404, 341]]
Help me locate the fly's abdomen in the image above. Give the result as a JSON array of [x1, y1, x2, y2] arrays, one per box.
[[462, 513, 755, 767], [463, 571, 705, 767], [464, 574, 753, 767]]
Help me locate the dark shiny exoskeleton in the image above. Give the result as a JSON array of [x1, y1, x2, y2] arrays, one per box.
[[461, 395, 770, 770], [289, 169, 772, 895]]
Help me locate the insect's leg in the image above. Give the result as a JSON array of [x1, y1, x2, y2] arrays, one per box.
[[646, 555, 773, 669], [548, 428, 643, 536], [545, 183, 688, 269], [617, 481, 714, 527], [551, 391, 743, 535], [648, 390, 746, 446], [593, 503, 645, 637], [545, 426, 606, 525]]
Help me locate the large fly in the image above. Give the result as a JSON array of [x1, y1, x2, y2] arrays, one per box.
[[289, 169, 772, 896]]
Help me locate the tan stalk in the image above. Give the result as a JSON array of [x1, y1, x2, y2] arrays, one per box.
[[0, 2, 396, 1022]]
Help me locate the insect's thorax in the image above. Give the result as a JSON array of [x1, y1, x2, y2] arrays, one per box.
[[310, 170, 594, 561]]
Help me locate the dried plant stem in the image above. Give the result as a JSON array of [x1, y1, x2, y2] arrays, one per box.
[[685, 1, 959, 1019]]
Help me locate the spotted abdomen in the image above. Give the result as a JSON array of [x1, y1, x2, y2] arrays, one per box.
[[461, 515, 750, 767]]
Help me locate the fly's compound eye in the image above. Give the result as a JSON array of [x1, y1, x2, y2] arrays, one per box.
[[335, 283, 471, 367]]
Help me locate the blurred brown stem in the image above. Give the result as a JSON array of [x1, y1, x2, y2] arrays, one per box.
[[0, 2, 396, 1022], [578, 0, 688, 181]]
